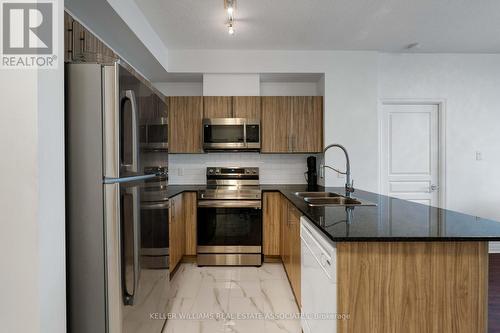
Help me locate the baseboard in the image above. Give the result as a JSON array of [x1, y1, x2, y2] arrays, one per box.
[[263, 255, 282, 263], [489, 242, 500, 253]]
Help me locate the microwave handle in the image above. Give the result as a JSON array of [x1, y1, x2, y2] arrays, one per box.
[[243, 122, 247, 148], [121, 90, 139, 173]]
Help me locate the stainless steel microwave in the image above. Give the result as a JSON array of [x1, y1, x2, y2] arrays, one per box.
[[202, 118, 260, 151]]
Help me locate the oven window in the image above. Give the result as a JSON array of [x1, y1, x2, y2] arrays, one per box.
[[197, 207, 262, 246], [148, 124, 168, 143], [204, 125, 244, 143], [246, 124, 260, 143], [140, 206, 169, 250]]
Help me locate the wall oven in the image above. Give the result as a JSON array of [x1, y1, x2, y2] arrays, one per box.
[[197, 167, 262, 266], [202, 118, 260, 151]]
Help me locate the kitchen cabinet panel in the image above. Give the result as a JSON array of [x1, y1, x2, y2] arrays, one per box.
[[263, 192, 281, 256], [261, 96, 323, 153], [261, 97, 292, 152], [183, 192, 197, 256], [169, 194, 185, 271], [169, 96, 203, 153], [280, 195, 301, 305], [288, 203, 302, 305], [233, 96, 261, 120], [291, 96, 323, 153], [203, 96, 233, 118]]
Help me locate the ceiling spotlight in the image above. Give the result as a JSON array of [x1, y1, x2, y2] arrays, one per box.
[[225, 0, 236, 35]]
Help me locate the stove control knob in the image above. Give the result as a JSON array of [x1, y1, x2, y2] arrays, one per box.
[[208, 169, 214, 174], [252, 170, 257, 174], [215, 168, 220, 174]]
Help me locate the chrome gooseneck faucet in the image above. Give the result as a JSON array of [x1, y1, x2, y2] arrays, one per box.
[[320, 143, 354, 197]]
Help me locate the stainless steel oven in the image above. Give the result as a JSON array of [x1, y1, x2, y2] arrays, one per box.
[[140, 166, 169, 269], [197, 167, 262, 266], [202, 118, 260, 151]]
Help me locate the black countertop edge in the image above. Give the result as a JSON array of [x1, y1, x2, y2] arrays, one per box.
[[160, 184, 500, 242]]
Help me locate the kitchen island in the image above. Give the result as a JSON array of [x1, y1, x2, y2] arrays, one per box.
[[161, 184, 500, 332]]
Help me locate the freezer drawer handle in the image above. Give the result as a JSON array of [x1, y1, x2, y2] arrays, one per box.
[[121, 189, 140, 306]]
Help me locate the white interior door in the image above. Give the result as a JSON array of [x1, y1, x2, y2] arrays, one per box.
[[381, 103, 440, 207]]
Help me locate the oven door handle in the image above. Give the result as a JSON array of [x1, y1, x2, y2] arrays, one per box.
[[141, 201, 170, 209], [198, 200, 262, 209]]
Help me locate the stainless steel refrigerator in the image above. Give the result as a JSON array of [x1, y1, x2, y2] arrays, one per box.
[[66, 62, 169, 333]]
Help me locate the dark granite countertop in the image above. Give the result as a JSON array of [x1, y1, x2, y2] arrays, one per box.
[[162, 184, 500, 242]]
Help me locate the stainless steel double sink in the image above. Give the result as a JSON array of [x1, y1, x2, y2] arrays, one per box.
[[294, 192, 376, 207]]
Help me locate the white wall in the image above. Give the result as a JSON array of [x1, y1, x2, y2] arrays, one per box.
[[169, 153, 313, 184], [203, 73, 260, 96], [379, 54, 500, 221], [0, 2, 66, 332], [154, 82, 203, 96], [260, 82, 319, 96], [167, 50, 380, 191]]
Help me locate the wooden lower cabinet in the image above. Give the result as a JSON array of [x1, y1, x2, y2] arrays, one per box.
[[337, 241, 488, 333], [279, 195, 301, 306], [263, 192, 281, 256], [169, 194, 184, 271], [183, 192, 197, 256]]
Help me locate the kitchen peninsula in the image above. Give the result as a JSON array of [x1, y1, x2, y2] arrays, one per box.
[[162, 184, 500, 332]]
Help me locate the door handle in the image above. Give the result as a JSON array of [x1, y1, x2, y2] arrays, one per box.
[[430, 184, 439, 192], [121, 90, 139, 173], [121, 187, 140, 306]]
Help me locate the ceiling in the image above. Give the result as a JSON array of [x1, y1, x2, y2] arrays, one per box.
[[134, 0, 500, 52]]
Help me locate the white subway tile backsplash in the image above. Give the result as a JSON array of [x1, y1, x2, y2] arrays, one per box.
[[168, 153, 317, 185]]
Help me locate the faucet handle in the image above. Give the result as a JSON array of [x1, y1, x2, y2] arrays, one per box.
[[346, 180, 355, 193]]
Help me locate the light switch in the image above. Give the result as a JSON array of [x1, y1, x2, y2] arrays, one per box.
[[475, 151, 483, 161], [178, 168, 184, 176]]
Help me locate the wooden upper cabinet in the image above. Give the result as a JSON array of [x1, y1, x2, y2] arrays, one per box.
[[261, 96, 292, 153], [168, 96, 203, 153], [263, 192, 281, 256], [203, 96, 232, 118], [233, 96, 261, 120], [291, 96, 323, 153], [261, 96, 323, 153]]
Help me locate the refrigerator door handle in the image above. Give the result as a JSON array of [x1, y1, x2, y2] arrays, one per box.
[[121, 187, 140, 306], [120, 90, 139, 173]]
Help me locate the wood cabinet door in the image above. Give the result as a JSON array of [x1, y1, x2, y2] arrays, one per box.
[[263, 192, 281, 256], [291, 96, 323, 153], [289, 206, 302, 305], [169, 196, 177, 270], [233, 96, 261, 120], [169, 96, 203, 153], [261, 97, 292, 153], [203, 96, 233, 118], [169, 194, 185, 270], [183, 192, 197, 256]]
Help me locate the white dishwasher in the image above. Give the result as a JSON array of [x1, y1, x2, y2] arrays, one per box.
[[300, 216, 337, 333]]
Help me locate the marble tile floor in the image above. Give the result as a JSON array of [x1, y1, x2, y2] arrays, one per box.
[[163, 263, 302, 333]]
